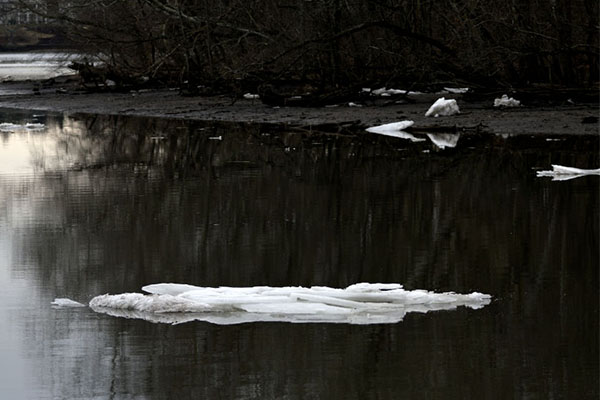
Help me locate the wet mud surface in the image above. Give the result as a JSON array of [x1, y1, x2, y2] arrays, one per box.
[[0, 79, 598, 136]]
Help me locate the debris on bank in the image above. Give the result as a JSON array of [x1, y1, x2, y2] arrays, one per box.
[[494, 94, 521, 107], [425, 97, 460, 117]]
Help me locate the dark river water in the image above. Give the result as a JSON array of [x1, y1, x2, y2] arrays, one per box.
[[0, 108, 598, 399]]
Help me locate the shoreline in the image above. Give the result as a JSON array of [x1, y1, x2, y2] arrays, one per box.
[[0, 79, 598, 136]]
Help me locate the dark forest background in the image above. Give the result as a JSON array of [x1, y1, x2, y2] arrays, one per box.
[[9, 0, 600, 91]]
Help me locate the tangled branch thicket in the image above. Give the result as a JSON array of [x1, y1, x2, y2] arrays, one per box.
[[20, 0, 600, 91]]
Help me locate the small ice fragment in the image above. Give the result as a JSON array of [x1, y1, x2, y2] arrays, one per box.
[[346, 283, 403, 291], [427, 133, 461, 149], [494, 94, 520, 107], [366, 121, 425, 141], [542, 165, 600, 175], [0, 123, 22, 132], [536, 164, 600, 181], [348, 102, 362, 107], [366, 120, 414, 133], [143, 283, 205, 296], [52, 298, 86, 308], [425, 97, 460, 117], [243, 93, 260, 100], [208, 136, 222, 140], [443, 87, 469, 94], [25, 123, 46, 131], [371, 87, 407, 96]]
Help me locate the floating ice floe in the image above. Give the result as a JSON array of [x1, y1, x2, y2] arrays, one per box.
[[0, 123, 22, 132], [425, 97, 460, 117], [536, 165, 600, 181], [366, 120, 425, 142], [0, 122, 46, 132], [427, 133, 461, 149], [51, 298, 86, 308], [494, 94, 520, 107], [87, 283, 492, 325], [25, 123, 46, 131]]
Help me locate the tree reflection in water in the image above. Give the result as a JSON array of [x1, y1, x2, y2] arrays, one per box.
[[0, 110, 597, 399]]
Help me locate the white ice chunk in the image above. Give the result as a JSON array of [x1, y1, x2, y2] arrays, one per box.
[[0, 122, 46, 132], [366, 121, 425, 142], [90, 292, 215, 313], [25, 123, 46, 131], [550, 165, 600, 175], [425, 97, 460, 117], [143, 283, 204, 296], [243, 93, 260, 100], [427, 133, 460, 149], [443, 87, 469, 94], [0, 123, 22, 132], [536, 164, 600, 181], [372, 87, 406, 96], [346, 282, 403, 292], [494, 94, 520, 107], [89, 283, 492, 325], [366, 120, 414, 133], [51, 298, 86, 308], [370, 88, 423, 96]]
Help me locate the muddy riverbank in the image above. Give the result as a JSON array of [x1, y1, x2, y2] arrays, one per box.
[[0, 79, 598, 136]]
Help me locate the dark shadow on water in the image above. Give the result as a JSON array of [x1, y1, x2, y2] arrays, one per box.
[[0, 109, 597, 399]]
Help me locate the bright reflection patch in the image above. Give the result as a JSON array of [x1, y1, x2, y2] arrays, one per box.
[[87, 283, 492, 325]]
